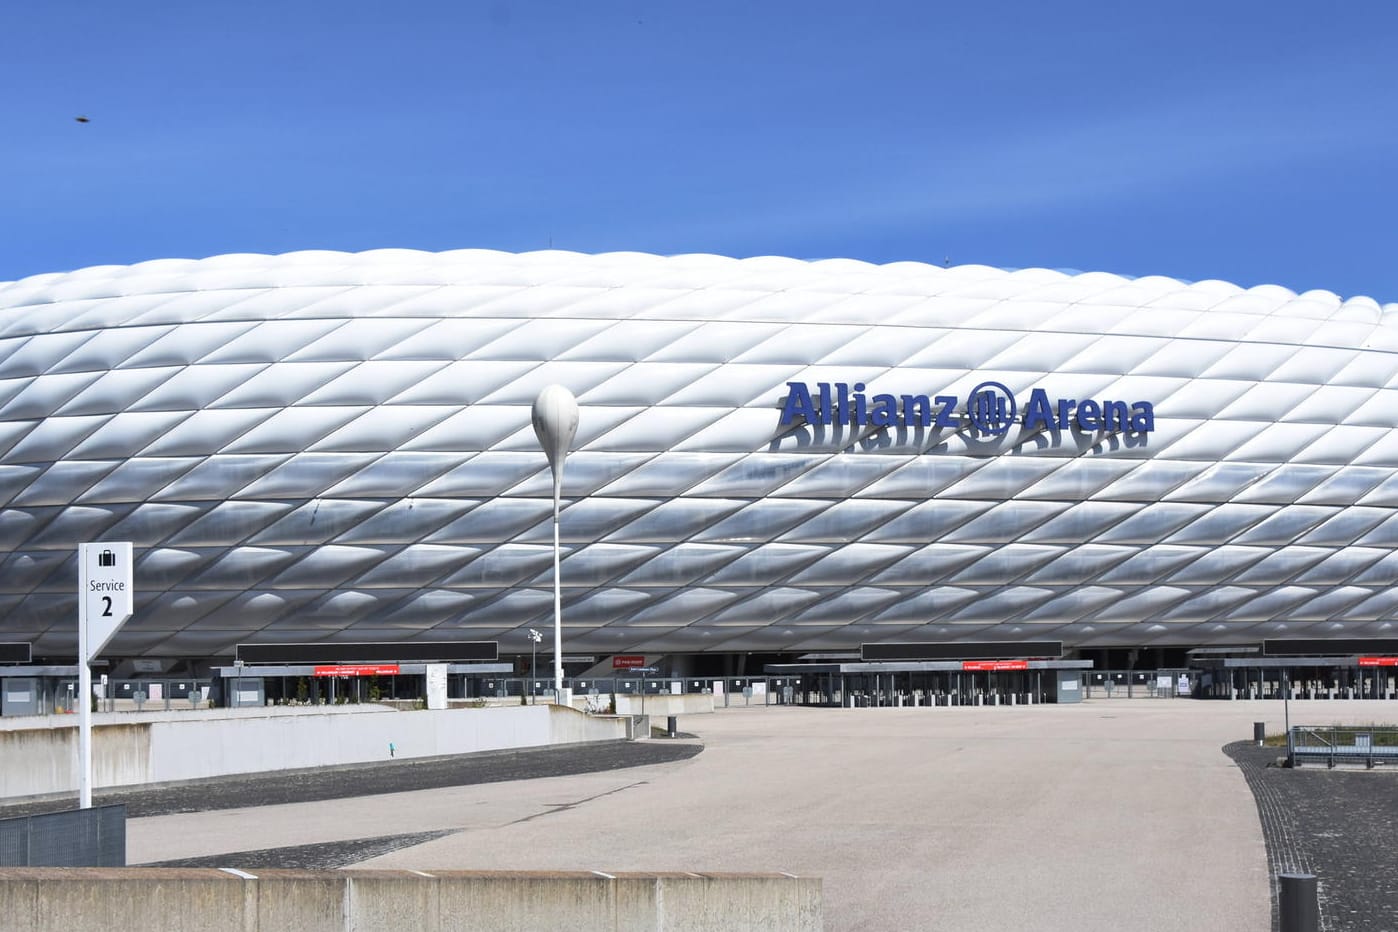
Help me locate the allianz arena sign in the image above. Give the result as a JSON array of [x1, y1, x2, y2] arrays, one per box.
[[778, 380, 1156, 437]]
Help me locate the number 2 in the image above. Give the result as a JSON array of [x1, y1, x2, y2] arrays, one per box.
[[101, 596, 112, 617]]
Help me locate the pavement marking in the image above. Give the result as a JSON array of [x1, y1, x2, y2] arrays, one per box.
[[219, 868, 257, 880], [407, 870, 435, 878], [592, 870, 616, 879]]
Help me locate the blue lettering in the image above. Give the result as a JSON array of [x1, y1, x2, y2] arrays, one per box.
[[900, 394, 932, 427], [1022, 388, 1053, 431], [818, 383, 834, 425], [1077, 399, 1101, 430], [934, 395, 958, 428], [779, 382, 819, 425], [1056, 397, 1075, 428], [1129, 402, 1155, 432], [1102, 400, 1129, 432], [777, 382, 1155, 435], [871, 393, 898, 427]]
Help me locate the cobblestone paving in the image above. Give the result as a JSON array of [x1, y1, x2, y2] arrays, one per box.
[[1226, 742, 1398, 932], [0, 740, 702, 820], [148, 831, 458, 870]]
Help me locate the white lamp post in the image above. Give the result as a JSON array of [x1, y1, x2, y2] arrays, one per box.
[[531, 385, 578, 704]]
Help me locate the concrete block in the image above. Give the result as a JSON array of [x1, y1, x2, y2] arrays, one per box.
[[0, 868, 821, 931], [13, 868, 248, 932], [342, 870, 438, 932], [252, 870, 346, 932], [647, 872, 823, 932], [433, 871, 623, 932]]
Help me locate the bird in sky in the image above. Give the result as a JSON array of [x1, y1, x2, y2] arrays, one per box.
[[74, 115, 90, 123]]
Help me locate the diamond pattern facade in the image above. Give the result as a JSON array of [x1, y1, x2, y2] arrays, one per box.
[[1, 249, 1397, 659]]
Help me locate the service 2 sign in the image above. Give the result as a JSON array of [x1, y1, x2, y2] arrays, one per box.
[[79, 542, 133, 662]]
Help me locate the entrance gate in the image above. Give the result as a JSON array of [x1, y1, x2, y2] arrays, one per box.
[[767, 660, 1092, 706]]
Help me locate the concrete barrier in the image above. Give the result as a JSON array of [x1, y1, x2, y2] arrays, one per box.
[[614, 693, 715, 716], [0, 705, 628, 800], [0, 868, 822, 931]]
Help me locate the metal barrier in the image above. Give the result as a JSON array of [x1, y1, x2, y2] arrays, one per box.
[[479, 677, 800, 707], [1288, 726, 1398, 769], [0, 805, 126, 867], [1082, 670, 1189, 699]]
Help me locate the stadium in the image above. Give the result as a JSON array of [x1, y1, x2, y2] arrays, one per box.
[[2, 249, 1398, 701]]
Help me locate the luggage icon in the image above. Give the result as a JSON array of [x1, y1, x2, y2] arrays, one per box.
[[98, 549, 116, 567]]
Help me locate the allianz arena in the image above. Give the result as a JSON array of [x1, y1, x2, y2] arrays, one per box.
[[3, 248, 1398, 668]]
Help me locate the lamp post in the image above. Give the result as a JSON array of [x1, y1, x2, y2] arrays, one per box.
[[531, 385, 579, 704], [528, 628, 542, 704]]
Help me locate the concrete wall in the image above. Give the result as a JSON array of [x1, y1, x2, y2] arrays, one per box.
[[0, 868, 823, 932], [614, 694, 715, 716], [0, 705, 627, 799]]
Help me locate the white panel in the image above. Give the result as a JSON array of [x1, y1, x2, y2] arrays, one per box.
[[389, 360, 538, 405], [468, 318, 616, 360], [310, 406, 458, 453], [210, 362, 358, 408], [200, 320, 346, 364], [372, 318, 529, 361], [300, 360, 451, 406], [559, 320, 705, 363], [476, 360, 630, 405], [223, 406, 366, 454]]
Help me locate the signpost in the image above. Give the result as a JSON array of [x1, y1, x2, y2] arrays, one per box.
[[78, 542, 134, 809]]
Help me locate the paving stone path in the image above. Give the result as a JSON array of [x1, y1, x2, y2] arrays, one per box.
[[1226, 741, 1398, 931], [149, 830, 459, 870]]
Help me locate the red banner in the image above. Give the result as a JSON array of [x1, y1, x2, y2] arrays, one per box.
[[612, 655, 646, 669], [313, 664, 400, 677], [1358, 657, 1398, 667], [962, 660, 1029, 671]]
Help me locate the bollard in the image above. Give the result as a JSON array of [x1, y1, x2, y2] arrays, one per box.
[[1278, 873, 1319, 932], [1254, 722, 1266, 747], [667, 715, 677, 738]]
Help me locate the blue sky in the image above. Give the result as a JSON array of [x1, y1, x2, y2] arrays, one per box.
[[4, 1, 1397, 300]]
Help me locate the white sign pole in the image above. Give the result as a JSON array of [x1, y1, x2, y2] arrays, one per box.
[[77, 542, 134, 809], [78, 574, 91, 809]]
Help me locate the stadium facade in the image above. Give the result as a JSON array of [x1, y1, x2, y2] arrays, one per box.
[[2, 249, 1398, 674]]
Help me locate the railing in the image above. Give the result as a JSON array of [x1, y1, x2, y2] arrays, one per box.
[[0, 805, 126, 867], [1081, 670, 1190, 699], [1287, 726, 1398, 769]]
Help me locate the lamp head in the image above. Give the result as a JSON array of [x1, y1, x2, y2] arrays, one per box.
[[531, 385, 579, 497]]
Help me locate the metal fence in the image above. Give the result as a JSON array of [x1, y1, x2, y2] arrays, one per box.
[[1081, 670, 1192, 699], [0, 805, 126, 867], [1288, 726, 1398, 769]]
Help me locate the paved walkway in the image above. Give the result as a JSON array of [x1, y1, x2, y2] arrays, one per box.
[[1227, 740, 1398, 931], [127, 699, 1395, 931]]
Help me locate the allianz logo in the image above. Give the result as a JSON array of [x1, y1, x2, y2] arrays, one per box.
[[777, 381, 1155, 436]]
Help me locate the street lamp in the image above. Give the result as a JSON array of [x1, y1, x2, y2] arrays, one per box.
[[531, 385, 579, 705], [528, 628, 543, 704]]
